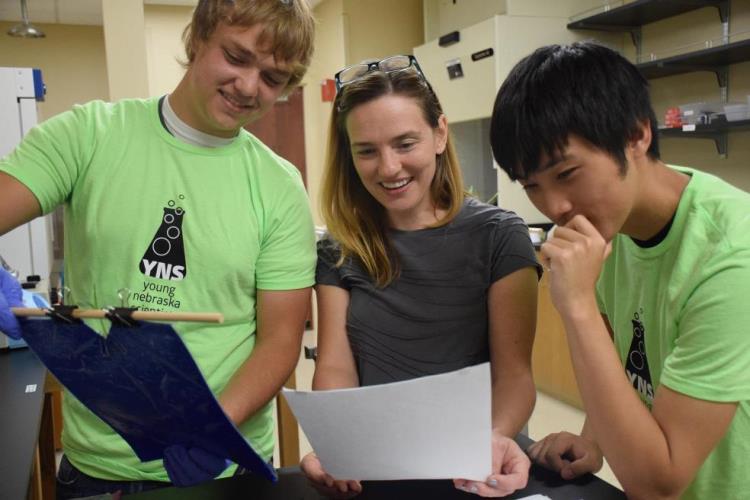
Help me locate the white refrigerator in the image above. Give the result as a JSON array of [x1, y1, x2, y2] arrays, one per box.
[[0, 67, 51, 283]]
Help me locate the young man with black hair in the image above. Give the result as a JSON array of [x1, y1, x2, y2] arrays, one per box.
[[490, 41, 750, 499]]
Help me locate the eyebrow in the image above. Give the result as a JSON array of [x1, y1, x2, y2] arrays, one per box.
[[226, 42, 292, 79], [351, 132, 419, 148], [540, 153, 573, 172], [265, 67, 292, 80], [517, 153, 573, 182], [391, 132, 419, 142], [226, 42, 256, 60]]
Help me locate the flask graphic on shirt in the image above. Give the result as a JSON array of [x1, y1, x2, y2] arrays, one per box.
[[139, 197, 187, 281], [624, 310, 654, 405]]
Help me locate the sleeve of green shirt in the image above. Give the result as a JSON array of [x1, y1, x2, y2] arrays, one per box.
[[254, 167, 316, 291], [661, 247, 750, 402], [0, 101, 100, 214]]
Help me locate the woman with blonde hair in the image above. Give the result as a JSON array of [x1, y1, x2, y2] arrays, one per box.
[[301, 55, 540, 498]]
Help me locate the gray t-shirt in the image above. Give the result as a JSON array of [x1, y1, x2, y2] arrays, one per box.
[[316, 197, 541, 386]]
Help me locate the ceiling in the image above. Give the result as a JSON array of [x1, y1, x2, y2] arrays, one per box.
[[0, 0, 321, 26]]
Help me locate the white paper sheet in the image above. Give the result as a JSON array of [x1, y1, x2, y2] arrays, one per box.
[[282, 363, 492, 481]]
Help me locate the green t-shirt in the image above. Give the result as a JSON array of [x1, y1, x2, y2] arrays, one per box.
[[596, 166, 750, 499], [0, 97, 316, 481]]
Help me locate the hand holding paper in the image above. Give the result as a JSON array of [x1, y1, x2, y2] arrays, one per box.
[[300, 452, 362, 499], [453, 431, 530, 497], [283, 363, 493, 481]]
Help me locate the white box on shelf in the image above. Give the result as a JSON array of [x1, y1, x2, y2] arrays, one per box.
[[724, 103, 750, 122], [678, 101, 725, 125]]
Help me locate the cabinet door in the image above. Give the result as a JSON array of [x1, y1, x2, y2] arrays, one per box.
[[532, 258, 583, 409], [493, 14, 613, 81], [414, 17, 498, 124]]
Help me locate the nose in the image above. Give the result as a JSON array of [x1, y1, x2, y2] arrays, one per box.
[[235, 68, 260, 98], [378, 149, 401, 178], [535, 189, 573, 224]]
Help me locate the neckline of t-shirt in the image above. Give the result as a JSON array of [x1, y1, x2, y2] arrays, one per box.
[[160, 95, 237, 148], [148, 96, 248, 156], [387, 198, 472, 236], [619, 165, 697, 259]]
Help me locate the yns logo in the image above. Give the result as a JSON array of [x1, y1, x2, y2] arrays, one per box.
[[624, 309, 654, 406], [139, 196, 187, 281]]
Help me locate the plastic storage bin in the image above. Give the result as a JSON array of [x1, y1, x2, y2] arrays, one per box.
[[679, 102, 725, 124], [724, 103, 750, 122]]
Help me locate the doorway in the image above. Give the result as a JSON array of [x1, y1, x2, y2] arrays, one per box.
[[244, 86, 308, 186]]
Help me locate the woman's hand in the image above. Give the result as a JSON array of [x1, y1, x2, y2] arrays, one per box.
[[453, 431, 530, 497], [527, 431, 603, 480], [300, 452, 362, 499]]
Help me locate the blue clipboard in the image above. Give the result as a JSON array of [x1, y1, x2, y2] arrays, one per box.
[[20, 317, 276, 482]]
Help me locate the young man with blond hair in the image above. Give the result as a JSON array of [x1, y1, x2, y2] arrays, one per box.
[[0, 0, 316, 496]]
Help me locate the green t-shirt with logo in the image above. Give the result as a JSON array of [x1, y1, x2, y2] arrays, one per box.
[[0, 97, 316, 481], [596, 166, 750, 499]]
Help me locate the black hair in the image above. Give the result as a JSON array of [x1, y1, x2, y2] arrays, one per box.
[[490, 41, 660, 181]]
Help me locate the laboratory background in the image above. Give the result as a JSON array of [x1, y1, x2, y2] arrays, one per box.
[[1, 0, 749, 498]]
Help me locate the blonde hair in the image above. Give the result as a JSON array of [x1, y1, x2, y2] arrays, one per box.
[[320, 66, 465, 287], [183, 0, 315, 88]]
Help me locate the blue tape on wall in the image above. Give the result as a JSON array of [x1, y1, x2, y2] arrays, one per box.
[[32, 69, 45, 102]]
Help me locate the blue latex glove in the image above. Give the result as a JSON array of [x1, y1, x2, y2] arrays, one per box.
[[0, 268, 23, 340], [163, 444, 231, 487]]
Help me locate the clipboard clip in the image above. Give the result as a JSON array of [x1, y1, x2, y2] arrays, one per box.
[[105, 287, 139, 328], [46, 304, 82, 324], [105, 307, 140, 328]]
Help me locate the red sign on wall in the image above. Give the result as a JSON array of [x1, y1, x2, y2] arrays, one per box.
[[321, 78, 336, 102]]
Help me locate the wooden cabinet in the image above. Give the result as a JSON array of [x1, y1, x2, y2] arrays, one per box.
[[531, 255, 583, 409]]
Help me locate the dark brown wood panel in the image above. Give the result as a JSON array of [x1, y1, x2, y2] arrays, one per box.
[[245, 87, 308, 186]]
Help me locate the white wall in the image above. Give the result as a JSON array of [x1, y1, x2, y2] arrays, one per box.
[[303, 0, 347, 226], [102, 0, 149, 100], [422, 0, 506, 44], [144, 4, 193, 97], [303, 0, 423, 225], [0, 22, 109, 121], [344, 0, 423, 66]]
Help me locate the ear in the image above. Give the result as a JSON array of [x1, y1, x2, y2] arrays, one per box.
[[435, 114, 448, 155], [627, 120, 652, 159]]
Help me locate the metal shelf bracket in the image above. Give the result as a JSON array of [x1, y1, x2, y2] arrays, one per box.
[[714, 132, 728, 158], [716, 0, 730, 44], [630, 27, 643, 61]]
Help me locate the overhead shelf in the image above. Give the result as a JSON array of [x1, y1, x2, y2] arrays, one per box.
[[637, 38, 750, 80], [568, 0, 745, 158], [567, 0, 725, 32], [659, 118, 750, 156], [568, 0, 729, 68]]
